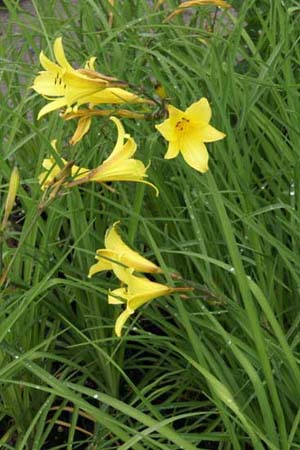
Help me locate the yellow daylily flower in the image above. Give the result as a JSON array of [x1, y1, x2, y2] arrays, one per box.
[[165, 0, 231, 21], [33, 37, 146, 119], [67, 117, 158, 193], [88, 222, 161, 278], [39, 118, 157, 193], [155, 98, 225, 173], [33, 38, 108, 119], [108, 267, 180, 337]]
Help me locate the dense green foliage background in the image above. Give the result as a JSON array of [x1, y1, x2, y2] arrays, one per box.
[[1, 0, 300, 448]]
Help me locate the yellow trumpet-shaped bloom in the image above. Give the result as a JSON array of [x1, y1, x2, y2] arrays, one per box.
[[67, 117, 158, 193], [108, 267, 177, 337], [155, 98, 225, 173], [88, 222, 161, 278], [33, 37, 147, 119], [39, 118, 157, 193]]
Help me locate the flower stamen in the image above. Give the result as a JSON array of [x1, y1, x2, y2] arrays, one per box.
[[175, 117, 190, 132]]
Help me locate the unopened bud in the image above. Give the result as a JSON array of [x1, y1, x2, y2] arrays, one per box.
[[2, 166, 19, 230], [155, 83, 167, 100]]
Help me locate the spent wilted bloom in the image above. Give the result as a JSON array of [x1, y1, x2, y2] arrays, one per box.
[[165, 0, 231, 21], [39, 118, 158, 193], [33, 37, 148, 119], [108, 266, 188, 337], [88, 221, 161, 278], [155, 98, 225, 173]]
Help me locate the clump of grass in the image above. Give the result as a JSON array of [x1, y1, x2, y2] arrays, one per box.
[[1, 0, 300, 449]]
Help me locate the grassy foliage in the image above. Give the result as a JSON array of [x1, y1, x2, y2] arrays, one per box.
[[1, 0, 300, 448]]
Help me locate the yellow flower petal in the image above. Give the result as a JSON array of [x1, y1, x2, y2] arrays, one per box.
[[63, 70, 107, 90], [50, 139, 59, 151], [104, 117, 128, 162], [33, 72, 65, 97], [88, 261, 110, 278], [127, 275, 173, 310], [114, 308, 134, 337], [196, 124, 226, 142], [181, 138, 209, 173], [42, 156, 57, 171], [108, 287, 129, 305], [112, 265, 132, 285], [39, 171, 49, 190], [69, 115, 92, 145], [104, 136, 137, 165], [85, 56, 97, 70], [88, 250, 115, 277], [53, 37, 73, 71], [71, 164, 89, 180], [155, 119, 175, 141], [104, 222, 162, 273], [185, 98, 211, 123], [168, 104, 183, 122], [39, 51, 61, 73], [37, 98, 67, 119], [88, 87, 146, 105], [164, 141, 180, 159], [39, 157, 62, 188]]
